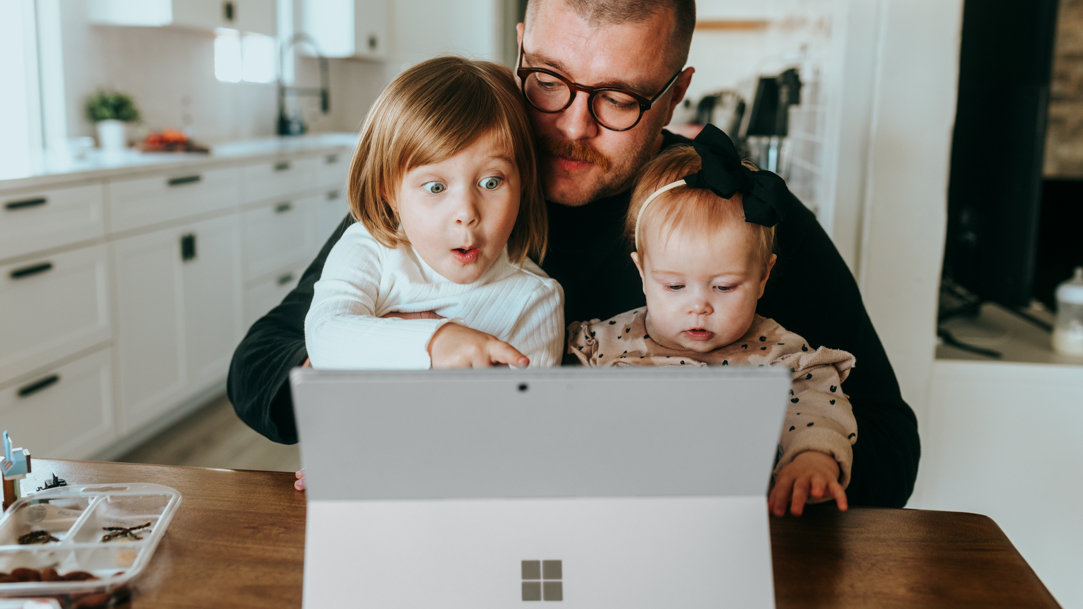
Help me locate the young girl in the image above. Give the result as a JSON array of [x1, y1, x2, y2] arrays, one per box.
[[567, 125, 857, 518], [304, 56, 564, 370]]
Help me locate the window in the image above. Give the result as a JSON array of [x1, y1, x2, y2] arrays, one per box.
[[214, 31, 275, 84], [0, 3, 42, 169]]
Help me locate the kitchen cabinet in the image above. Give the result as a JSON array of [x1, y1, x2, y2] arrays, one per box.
[[0, 244, 111, 384], [107, 166, 241, 235], [0, 135, 354, 459], [296, 0, 389, 59], [87, 0, 276, 36], [111, 214, 243, 434], [0, 183, 106, 261], [0, 347, 115, 460]]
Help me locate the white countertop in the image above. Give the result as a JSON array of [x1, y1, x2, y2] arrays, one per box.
[[0, 132, 359, 191]]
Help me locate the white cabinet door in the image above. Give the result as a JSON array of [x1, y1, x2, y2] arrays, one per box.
[[242, 196, 318, 282], [0, 244, 112, 384], [313, 188, 349, 245], [298, 0, 389, 59], [0, 347, 115, 459], [112, 214, 242, 433], [111, 226, 185, 433], [181, 214, 243, 394]]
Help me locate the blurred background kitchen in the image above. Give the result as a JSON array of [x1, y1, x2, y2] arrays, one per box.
[[2, 0, 1082, 606]]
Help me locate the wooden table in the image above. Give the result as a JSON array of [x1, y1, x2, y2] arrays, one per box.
[[14, 459, 1059, 608]]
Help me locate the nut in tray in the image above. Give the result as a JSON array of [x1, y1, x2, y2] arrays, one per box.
[[0, 483, 181, 601]]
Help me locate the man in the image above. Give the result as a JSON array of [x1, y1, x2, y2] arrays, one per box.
[[228, 0, 920, 508]]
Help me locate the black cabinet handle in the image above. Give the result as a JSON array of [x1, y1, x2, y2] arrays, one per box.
[[273, 161, 291, 172], [180, 234, 197, 261], [274, 202, 292, 213], [167, 175, 202, 187], [18, 374, 60, 398], [326, 190, 340, 200], [325, 154, 339, 164], [4, 197, 47, 211], [277, 273, 295, 286], [224, 1, 235, 22], [10, 262, 53, 279], [368, 35, 378, 51]]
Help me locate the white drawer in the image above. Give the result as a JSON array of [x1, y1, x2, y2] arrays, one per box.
[[313, 188, 350, 244], [0, 244, 111, 383], [241, 156, 320, 203], [316, 149, 351, 190], [244, 262, 308, 328], [0, 347, 115, 459], [0, 182, 106, 261], [242, 195, 318, 282], [107, 166, 241, 233]]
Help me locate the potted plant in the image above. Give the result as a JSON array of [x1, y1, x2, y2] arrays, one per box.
[[85, 90, 140, 152]]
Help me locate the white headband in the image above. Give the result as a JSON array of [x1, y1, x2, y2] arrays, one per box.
[[633, 179, 687, 251]]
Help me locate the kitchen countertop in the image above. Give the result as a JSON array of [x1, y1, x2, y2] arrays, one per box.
[[0, 132, 359, 191]]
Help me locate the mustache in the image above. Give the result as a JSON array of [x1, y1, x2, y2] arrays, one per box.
[[539, 135, 611, 171]]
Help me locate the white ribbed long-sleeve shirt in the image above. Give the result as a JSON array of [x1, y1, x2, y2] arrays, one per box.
[[305, 222, 564, 369]]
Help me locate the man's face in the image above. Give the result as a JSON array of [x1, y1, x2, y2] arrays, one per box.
[[517, 1, 693, 207]]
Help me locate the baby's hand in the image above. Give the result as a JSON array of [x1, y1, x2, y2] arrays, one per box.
[[294, 468, 305, 492], [768, 451, 847, 517], [428, 323, 529, 369]]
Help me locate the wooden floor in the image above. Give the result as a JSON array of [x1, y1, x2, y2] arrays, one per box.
[[118, 393, 301, 472]]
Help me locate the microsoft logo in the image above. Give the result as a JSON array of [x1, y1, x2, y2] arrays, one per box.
[[521, 560, 563, 602]]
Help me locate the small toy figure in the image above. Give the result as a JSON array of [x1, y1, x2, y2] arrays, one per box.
[[1, 430, 31, 511]]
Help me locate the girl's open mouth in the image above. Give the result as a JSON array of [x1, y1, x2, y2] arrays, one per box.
[[452, 247, 479, 263], [683, 329, 714, 341]]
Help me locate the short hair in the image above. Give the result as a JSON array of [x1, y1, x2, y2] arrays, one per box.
[[347, 56, 546, 264], [525, 0, 695, 70], [627, 145, 776, 270]]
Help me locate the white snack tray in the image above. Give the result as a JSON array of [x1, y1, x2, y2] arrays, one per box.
[[0, 483, 181, 597]]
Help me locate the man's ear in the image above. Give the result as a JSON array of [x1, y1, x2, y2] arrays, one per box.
[[758, 253, 777, 298], [660, 67, 696, 125], [516, 22, 524, 46]]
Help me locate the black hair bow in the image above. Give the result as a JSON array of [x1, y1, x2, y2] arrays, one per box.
[[682, 124, 788, 227]]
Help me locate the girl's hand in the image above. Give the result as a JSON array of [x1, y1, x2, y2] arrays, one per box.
[[429, 323, 530, 368], [294, 468, 305, 492], [768, 451, 848, 517]]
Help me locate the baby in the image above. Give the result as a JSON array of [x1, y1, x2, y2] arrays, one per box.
[[568, 125, 858, 517]]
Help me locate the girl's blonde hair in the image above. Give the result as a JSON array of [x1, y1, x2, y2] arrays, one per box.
[[347, 56, 547, 264], [626, 145, 775, 270]]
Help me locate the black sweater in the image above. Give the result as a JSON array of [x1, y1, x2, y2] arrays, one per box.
[[227, 130, 920, 507]]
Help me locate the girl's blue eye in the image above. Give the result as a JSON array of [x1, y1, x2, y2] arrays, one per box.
[[422, 181, 446, 194], [665, 284, 685, 291], [478, 176, 503, 190], [714, 285, 734, 292]]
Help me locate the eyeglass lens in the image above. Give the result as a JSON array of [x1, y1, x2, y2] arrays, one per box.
[[521, 72, 644, 131]]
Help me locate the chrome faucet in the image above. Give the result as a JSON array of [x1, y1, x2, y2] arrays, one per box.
[[277, 33, 330, 136]]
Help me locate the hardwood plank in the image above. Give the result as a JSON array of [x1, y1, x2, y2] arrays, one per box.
[[117, 393, 301, 472]]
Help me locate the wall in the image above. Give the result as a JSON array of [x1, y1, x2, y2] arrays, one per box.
[[386, 0, 506, 75], [855, 0, 959, 412], [60, 3, 277, 143], [57, 0, 387, 144]]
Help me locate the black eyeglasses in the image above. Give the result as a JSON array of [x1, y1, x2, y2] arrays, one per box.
[[516, 42, 683, 132]]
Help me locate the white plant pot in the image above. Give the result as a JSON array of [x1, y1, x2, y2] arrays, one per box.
[[96, 119, 127, 152]]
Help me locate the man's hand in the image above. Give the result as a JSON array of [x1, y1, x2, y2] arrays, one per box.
[[768, 451, 847, 517], [428, 323, 529, 368]]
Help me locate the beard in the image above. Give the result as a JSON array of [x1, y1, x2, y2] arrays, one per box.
[[536, 132, 659, 207]]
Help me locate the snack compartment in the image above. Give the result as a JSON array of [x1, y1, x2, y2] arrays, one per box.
[[67, 491, 173, 545], [0, 496, 94, 548]]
